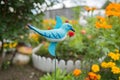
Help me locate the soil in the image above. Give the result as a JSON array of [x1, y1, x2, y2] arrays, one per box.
[[0, 64, 45, 80], [0, 53, 45, 80]]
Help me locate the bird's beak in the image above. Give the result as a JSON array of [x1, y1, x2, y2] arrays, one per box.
[[71, 28, 75, 32]]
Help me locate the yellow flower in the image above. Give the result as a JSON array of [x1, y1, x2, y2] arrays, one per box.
[[3, 43, 8, 48], [108, 52, 114, 56], [9, 43, 13, 48], [43, 19, 49, 24], [111, 66, 120, 74], [108, 52, 120, 61], [29, 33, 39, 42], [71, 20, 78, 25], [115, 49, 119, 53], [107, 61, 116, 68], [12, 42, 18, 48], [91, 64, 100, 72], [51, 19, 56, 25], [73, 69, 82, 77], [119, 76, 120, 80], [101, 61, 116, 68], [97, 74, 101, 80], [101, 61, 108, 68]]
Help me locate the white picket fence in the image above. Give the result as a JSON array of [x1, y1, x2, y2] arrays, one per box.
[[32, 53, 81, 73], [32, 43, 105, 73]]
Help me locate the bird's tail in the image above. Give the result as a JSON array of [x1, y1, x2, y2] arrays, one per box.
[[27, 24, 42, 35], [48, 42, 57, 56]]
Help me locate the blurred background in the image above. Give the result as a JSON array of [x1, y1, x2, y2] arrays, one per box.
[[0, 0, 120, 69], [0, 0, 120, 80]]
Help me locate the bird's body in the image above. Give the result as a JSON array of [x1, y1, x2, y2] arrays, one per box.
[[28, 23, 73, 42], [27, 16, 75, 56]]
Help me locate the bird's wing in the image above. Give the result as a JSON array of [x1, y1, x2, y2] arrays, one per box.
[[48, 42, 57, 56], [41, 29, 65, 39], [54, 16, 62, 29]]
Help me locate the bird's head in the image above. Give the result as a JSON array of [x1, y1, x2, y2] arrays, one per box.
[[62, 23, 75, 32]]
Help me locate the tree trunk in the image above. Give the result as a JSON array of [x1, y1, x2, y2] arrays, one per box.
[[0, 39, 4, 70]]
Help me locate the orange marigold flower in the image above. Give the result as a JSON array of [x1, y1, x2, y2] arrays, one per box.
[[95, 16, 112, 29], [105, 3, 120, 17], [92, 7, 97, 11], [96, 16, 106, 22], [88, 72, 98, 80], [84, 6, 91, 12], [73, 69, 82, 77], [95, 22, 101, 28], [104, 24, 112, 29], [84, 77, 90, 80]]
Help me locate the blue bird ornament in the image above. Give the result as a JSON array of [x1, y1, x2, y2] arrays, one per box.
[[27, 16, 75, 56]]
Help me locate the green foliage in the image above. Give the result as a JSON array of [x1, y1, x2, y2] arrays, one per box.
[[2, 60, 11, 70], [36, 43, 49, 56], [40, 69, 86, 80], [0, 0, 59, 41], [40, 69, 67, 80], [72, 6, 81, 19], [0, 0, 39, 40]]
